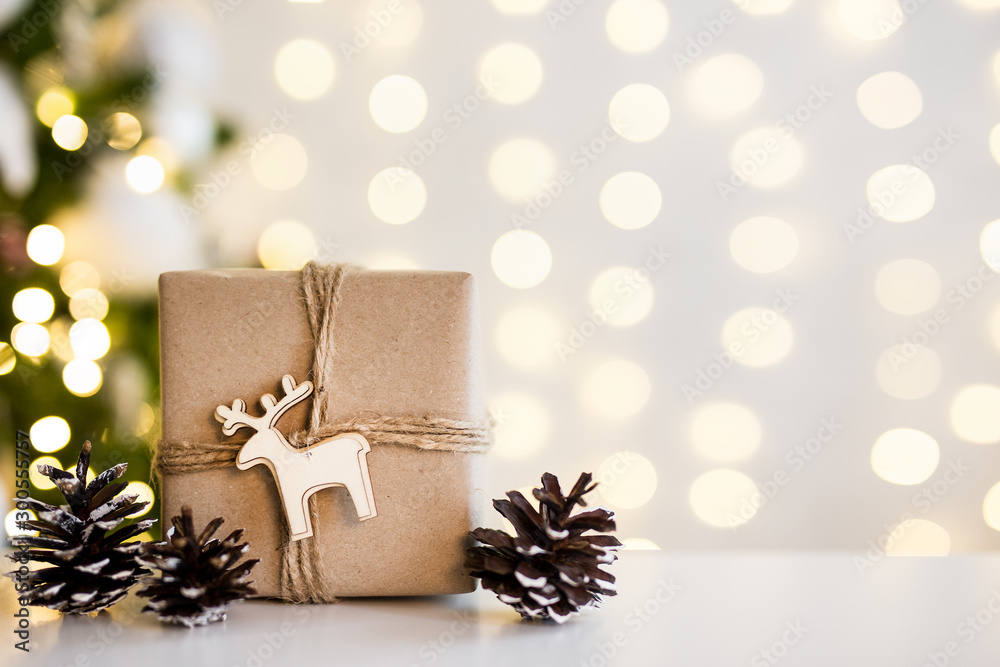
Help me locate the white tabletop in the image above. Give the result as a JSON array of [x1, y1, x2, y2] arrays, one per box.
[[5, 551, 1000, 666]]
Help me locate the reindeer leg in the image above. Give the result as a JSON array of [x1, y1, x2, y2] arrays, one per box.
[[346, 442, 377, 521], [286, 487, 314, 541]]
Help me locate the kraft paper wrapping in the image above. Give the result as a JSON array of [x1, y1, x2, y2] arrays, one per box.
[[157, 268, 486, 598]]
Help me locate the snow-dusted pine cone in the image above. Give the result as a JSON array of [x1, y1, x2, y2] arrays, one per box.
[[137, 506, 258, 628], [4, 441, 155, 614], [465, 472, 621, 623]]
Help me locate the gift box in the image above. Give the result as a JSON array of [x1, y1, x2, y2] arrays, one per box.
[[156, 266, 488, 600]]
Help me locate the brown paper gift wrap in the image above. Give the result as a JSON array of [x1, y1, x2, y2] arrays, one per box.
[[157, 268, 486, 598]]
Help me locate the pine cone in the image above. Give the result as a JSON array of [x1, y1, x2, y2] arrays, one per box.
[[137, 506, 258, 628], [465, 472, 622, 623], [4, 441, 155, 614]]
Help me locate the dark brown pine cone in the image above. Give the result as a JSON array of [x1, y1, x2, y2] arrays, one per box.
[[137, 506, 258, 628], [4, 441, 155, 614], [465, 472, 621, 623]]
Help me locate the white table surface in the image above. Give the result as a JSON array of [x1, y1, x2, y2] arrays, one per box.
[[4, 551, 1000, 666]]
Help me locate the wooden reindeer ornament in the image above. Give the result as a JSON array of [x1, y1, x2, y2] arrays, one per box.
[[215, 374, 377, 541]]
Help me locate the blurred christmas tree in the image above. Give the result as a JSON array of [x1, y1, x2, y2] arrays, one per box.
[[0, 0, 233, 542]]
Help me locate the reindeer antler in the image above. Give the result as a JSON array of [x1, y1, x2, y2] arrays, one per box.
[[215, 375, 314, 436]]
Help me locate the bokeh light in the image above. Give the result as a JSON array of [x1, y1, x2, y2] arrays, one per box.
[[599, 172, 662, 230], [125, 155, 165, 193], [984, 481, 1000, 531], [51, 115, 88, 151], [63, 359, 102, 397], [126, 481, 156, 517], [11, 323, 50, 357], [871, 428, 939, 485], [369, 75, 428, 133], [250, 134, 308, 191], [69, 319, 111, 360], [12, 288, 55, 323], [478, 43, 543, 105], [367, 167, 427, 224], [496, 305, 560, 369], [856, 72, 923, 129], [837, 0, 902, 40], [5, 508, 38, 540], [257, 220, 318, 270], [720, 307, 794, 367], [585, 360, 651, 417], [885, 519, 950, 556], [950, 384, 1000, 444], [729, 216, 799, 273], [0, 343, 14, 375], [491, 230, 552, 289], [368, 0, 423, 46], [69, 288, 110, 321], [588, 266, 655, 327], [608, 83, 670, 142], [29, 456, 63, 490], [605, 0, 669, 53], [874, 258, 940, 315], [26, 224, 65, 265], [488, 138, 557, 200], [274, 39, 335, 100], [36, 87, 75, 127], [876, 345, 942, 400], [691, 403, 762, 461], [730, 128, 804, 188], [979, 219, 1000, 270], [490, 391, 550, 460], [690, 469, 759, 528], [866, 165, 935, 222], [60, 261, 101, 296], [693, 54, 763, 115], [29, 416, 71, 454], [596, 451, 657, 508], [107, 112, 142, 150]]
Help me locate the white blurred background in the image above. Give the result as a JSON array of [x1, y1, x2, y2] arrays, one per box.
[[45, 0, 1000, 552]]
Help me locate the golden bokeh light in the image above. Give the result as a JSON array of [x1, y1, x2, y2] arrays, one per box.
[[60, 261, 101, 296], [729, 216, 799, 274], [837, 0, 902, 40], [69, 319, 110, 360], [585, 360, 651, 417], [125, 155, 165, 193], [63, 359, 102, 397], [730, 128, 804, 188], [368, 0, 423, 46], [29, 456, 63, 490], [69, 288, 110, 321], [11, 322, 50, 357], [588, 266, 655, 327], [984, 482, 1000, 531], [599, 172, 662, 230], [874, 258, 940, 315], [694, 54, 764, 115], [490, 230, 552, 289], [249, 134, 308, 191], [126, 481, 156, 517], [29, 416, 71, 454], [25, 224, 65, 266], [856, 71, 922, 129], [36, 87, 75, 127], [5, 509, 38, 540], [107, 112, 142, 150], [871, 428, 939, 485], [720, 307, 794, 367], [885, 519, 950, 556], [866, 165, 935, 223], [0, 342, 14, 375], [369, 75, 428, 133], [52, 115, 88, 151], [690, 469, 759, 528], [274, 39, 335, 100], [605, 0, 669, 53], [12, 288, 55, 323], [257, 220, 318, 270], [979, 219, 1000, 271], [608, 83, 670, 142], [367, 167, 427, 225], [596, 451, 657, 508], [876, 345, 942, 400], [691, 403, 762, 461], [478, 43, 544, 105], [488, 138, 557, 200], [950, 384, 1000, 444]]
